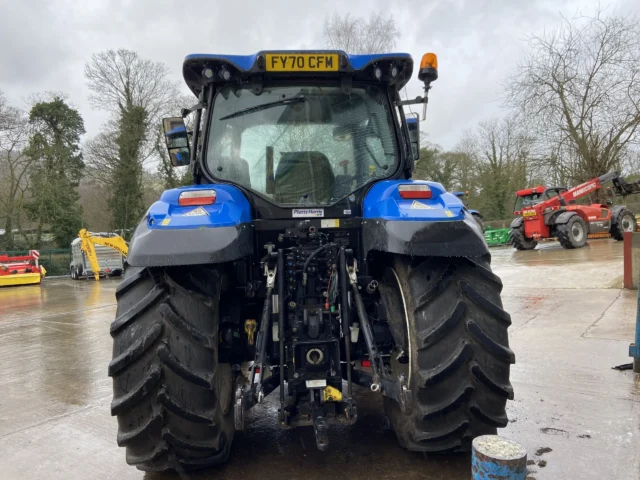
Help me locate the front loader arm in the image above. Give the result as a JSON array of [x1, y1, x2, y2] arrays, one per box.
[[78, 229, 128, 281], [561, 178, 602, 203]]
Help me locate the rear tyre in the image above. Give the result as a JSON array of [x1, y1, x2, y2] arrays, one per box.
[[70, 267, 77, 280], [556, 215, 587, 249], [510, 226, 537, 250], [109, 265, 235, 472], [610, 208, 636, 241], [379, 255, 514, 453]]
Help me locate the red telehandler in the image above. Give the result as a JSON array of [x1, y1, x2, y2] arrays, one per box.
[[510, 171, 640, 250]]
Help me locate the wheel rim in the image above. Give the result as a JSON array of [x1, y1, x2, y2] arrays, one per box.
[[216, 364, 233, 415], [388, 267, 412, 389], [571, 222, 584, 242], [622, 214, 635, 232]]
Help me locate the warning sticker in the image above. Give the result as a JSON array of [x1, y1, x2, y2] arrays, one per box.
[[184, 207, 209, 217], [292, 208, 324, 218], [321, 219, 340, 228], [160, 219, 171, 226], [444, 210, 455, 217], [410, 200, 433, 210]]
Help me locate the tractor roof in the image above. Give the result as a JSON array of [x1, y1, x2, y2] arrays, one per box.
[[515, 186, 547, 197], [182, 50, 413, 96]]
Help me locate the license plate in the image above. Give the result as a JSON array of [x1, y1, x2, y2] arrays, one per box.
[[306, 380, 327, 388], [266, 54, 339, 72], [522, 210, 536, 217]]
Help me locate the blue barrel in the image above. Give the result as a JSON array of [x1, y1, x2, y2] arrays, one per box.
[[472, 435, 527, 480]]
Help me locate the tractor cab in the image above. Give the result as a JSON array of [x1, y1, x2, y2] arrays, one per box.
[[161, 51, 438, 214], [513, 186, 568, 215]]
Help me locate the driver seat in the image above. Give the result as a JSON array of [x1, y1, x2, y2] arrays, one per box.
[[274, 151, 335, 204]]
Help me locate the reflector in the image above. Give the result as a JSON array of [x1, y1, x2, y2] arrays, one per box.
[[178, 189, 216, 206]]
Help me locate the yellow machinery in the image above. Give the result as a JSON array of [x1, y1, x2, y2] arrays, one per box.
[[0, 250, 46, 287], [77, 229, 128, 281]]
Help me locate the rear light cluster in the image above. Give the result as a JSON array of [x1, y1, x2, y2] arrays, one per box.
[[178, 189, 216, 206], [398, 184, 432, 199]]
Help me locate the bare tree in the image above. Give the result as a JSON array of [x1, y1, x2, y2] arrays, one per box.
[[85, 49, 180, 120], [466, 117, 532, 220], [506, 9, 640, 184], [323, 12, 400, 53], [85, 50, 188, 233], [0, 92, 33, 249], [83, 129, 119, 186]]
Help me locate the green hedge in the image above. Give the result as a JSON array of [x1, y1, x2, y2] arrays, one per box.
[[0, 249, 72, 276]]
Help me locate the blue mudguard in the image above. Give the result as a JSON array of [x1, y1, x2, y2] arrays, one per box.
[[362, 180, 488, 258], [126, 184, 254, 267]]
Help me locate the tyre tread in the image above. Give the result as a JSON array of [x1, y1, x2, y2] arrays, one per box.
[[110, 365, 162, 415], [510, 226, 537, 250], [108, 323, 163, 376], [110, 266, 232, 472], [110, 285, 166, 335], [384, 256, 513, 454]]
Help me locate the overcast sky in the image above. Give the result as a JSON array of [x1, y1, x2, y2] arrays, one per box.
[[1, 0, 637, 150]]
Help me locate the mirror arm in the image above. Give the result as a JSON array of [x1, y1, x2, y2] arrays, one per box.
[[181, 102, 205, 118], [396, 96, 425, 106]]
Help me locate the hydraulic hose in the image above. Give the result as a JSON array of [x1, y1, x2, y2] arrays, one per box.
[[302, 243, 337, 285]]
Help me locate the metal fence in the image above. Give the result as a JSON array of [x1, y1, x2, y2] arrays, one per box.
[[0, 249, 71, 276]]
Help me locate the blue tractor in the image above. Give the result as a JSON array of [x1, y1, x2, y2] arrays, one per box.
[[109, 51, 514, 472], [453, 191, 485, 232]]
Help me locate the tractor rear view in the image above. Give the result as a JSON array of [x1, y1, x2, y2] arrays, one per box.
[[108, 50, 514, 472], [510, 172, 640, 250]]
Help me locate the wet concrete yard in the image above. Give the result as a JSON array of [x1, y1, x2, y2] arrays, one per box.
[[0, 239, 638, 479]]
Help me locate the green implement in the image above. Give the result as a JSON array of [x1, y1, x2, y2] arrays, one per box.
[[484, 227, 511, 247]]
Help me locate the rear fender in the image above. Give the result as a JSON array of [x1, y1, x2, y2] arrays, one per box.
[[362, 180, 488, 258], [510, 217, 524, 229], [554, 211, 578, 224], [610, 205, 627, 219], [126, 184, 254, 267]]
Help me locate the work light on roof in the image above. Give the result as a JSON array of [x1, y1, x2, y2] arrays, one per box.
[[202, 67, 214, 79], [390, 64, 398, 78], [373, 67, 382, 80], [219, 67, 231, 81]]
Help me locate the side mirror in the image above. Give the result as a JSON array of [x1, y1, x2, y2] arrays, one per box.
[[406, 115, 420, 161], [162, 117, 190, 167]]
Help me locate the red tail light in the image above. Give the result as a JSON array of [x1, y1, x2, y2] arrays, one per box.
[[178, 189, 216, 206], [398, 184, 432, 199], [361, 359, 371, 368]]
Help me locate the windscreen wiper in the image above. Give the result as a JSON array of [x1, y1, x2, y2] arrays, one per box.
[[220, 96, 306, 120]]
